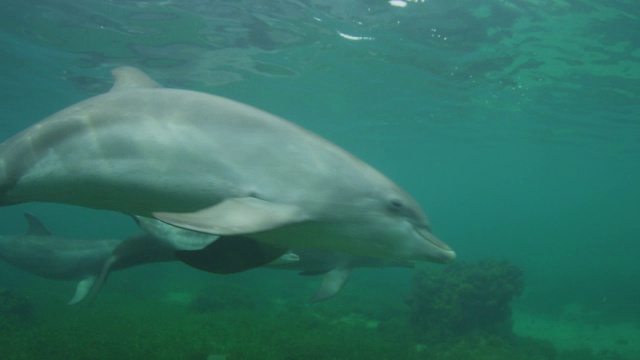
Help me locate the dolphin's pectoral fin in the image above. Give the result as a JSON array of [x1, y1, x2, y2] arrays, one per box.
[[175, 236, 288, 274], [76, 234, 171, 305], [68, 276, 97, 305], [153, 197, 307, 236], [79, 255, 119, 305], [133, 216, 219, 251], [311, 267, 352, 303]]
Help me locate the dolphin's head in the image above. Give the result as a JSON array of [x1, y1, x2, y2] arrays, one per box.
[[372, 189, 455, 263], [273, 161, 458, 263], [318, 183, 456, 264]]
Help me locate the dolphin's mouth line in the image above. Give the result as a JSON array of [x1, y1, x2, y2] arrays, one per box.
[[416, 227, 453, 252]]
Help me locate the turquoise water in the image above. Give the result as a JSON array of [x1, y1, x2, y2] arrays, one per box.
[[0, 1, 638, 359]]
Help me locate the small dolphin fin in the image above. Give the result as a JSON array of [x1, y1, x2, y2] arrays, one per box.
[[23, 213, 52, 236], [68, 276, 97, 305], [81, 255, 118, 305], [311, 267, 352, 303], [79, 233, 174, 305], [175, 236, 287, 274], [153, 197, 306, 236], [109, 66, 162, 93]]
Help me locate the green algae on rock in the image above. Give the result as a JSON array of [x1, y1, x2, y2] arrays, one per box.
[[408, 259, 524, 339]]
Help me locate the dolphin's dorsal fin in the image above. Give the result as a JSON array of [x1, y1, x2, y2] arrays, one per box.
[[23, 213, 52, 236], [109, 66, 162, 93]]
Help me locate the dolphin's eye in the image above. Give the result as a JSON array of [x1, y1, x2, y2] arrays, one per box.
[[388, 198, 404, 212]]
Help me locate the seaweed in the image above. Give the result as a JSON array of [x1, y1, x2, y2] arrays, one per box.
[[407, 259, 524, 339], [188, 282, 256, 313], [0, 267, 629, 360]]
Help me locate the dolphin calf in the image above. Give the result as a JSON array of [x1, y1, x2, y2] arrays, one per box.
[[137, 216, 411, 302], [0, 214, 302, 304], [0, 213, 174, 304], [266, 248, 415, 302], [0, 66, 455, 263]]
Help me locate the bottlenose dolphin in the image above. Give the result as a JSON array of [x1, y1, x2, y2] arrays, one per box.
[[0, 213, 303, 304], [266, 248, 414, 302], [0, 67, 455, 264], [137, 216, 411, 302], [0, 213, 174, 304]]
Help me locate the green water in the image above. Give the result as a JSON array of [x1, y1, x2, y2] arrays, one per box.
[[0, 1, 638, 359]]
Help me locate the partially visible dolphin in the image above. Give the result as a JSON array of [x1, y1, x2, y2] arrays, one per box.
[[131, 215, 288, 274], [136, 216, 412, 302], [0, 66, 455, 264], [266, 248, 414, 302], [0, 213, 174, 304], [0, 213, 302, 304]]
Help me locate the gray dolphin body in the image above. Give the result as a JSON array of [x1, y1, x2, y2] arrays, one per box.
[[0, 214, 174, 304], [266, 248, 415, 302], [0, 67, 455, 263], [137, 216, 411, 302], [0, 213, 297, 304]]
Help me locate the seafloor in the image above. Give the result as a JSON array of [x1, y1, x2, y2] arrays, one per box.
[[1, 260, 635, 360]]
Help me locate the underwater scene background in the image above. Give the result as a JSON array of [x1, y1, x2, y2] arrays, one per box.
[[0, 0, 638, 359]]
